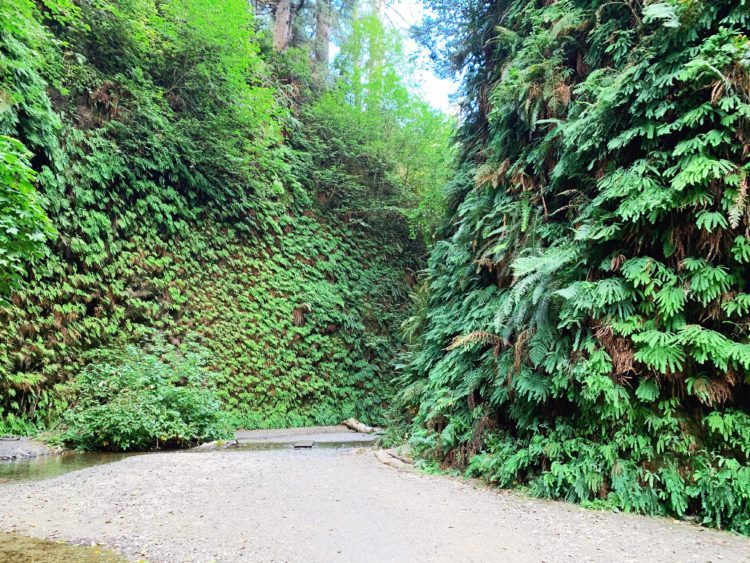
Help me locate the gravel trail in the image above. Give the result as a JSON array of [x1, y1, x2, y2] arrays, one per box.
[[0, 447, 748, 562]]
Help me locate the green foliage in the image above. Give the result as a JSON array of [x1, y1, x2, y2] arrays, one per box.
[[402, 0, 750, 535], [164, 217, 409, 427], [297, 11, 454, 244], [0, 211, 409, 430], [0, 0, 58, 294], [0, 0, 445, 435], [0, 136, 54, 295], [53, 339, 232, 451]]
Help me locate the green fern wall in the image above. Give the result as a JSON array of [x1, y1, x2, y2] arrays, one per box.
[[402, 0, 750, 534], [2, 215, 409, 428], [0, 0, 414, 431]]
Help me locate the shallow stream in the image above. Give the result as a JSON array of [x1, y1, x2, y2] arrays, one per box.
[[0, 439, 371, 483], [0, 452, 134, 484]]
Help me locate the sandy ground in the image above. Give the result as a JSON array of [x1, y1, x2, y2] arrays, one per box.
[[234, 425, 379, 445], [0, 445, 748, 562]]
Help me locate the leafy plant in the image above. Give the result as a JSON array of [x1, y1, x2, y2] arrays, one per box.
[[401, 0, 750, 535], [0, 136, 54, 295], [0, 0, 443, 432], [53, 340, 232, 451]]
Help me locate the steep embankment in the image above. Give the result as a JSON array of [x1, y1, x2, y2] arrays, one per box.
[[0, 0, 419, 431], [401, 0, 750, 534], [2, 215, 410, 428]]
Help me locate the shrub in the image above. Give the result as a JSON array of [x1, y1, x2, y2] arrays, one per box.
[[402, 0, 750, 534], [54, 340, 233, 451]]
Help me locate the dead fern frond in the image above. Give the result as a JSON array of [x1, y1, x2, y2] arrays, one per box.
[[292, 303, 312, 327], [554, 82, 571, 105], [474, 160, 509, 189], [699, 227, 723, 262], [610, 254, 626, 271], [511, 170, 534, 192], [694, 376, 735, 406], [595, 323, 635, 383], [447, 331, 509, 351], [475, 256, 495, 272], [513, 329, 531, 373], [711, 79, 725, 105], [706, 369, 739, 405], [729, 176, 748, 229]]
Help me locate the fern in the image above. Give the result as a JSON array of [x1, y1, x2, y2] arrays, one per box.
[[634, 344, 685, 374], [695, 210, 729, 232], [403, 0, 750, 535], [447, 331, 507, 351], [642, 2, 680, 28]]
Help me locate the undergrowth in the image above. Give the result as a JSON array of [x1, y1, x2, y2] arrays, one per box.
[[52, 338, 232, 451], [0, 0, 450, 437], [399, 0, 750, 535]]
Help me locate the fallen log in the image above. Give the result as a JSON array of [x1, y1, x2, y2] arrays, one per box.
[[374, 450, 415, 473], [385, 447, 413, 465], [342, 418, 376, 434]]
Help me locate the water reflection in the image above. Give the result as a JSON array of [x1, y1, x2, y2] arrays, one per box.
[[0, 452, 134, 483]]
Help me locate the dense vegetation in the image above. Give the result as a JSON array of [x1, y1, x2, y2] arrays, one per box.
[[0, 0, 451, 440], [397, 0, 750, 534], [4, 0, 749, 537], [54, 339, 232, 451]]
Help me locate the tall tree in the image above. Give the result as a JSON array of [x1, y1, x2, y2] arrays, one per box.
[[313, 0, 331, 68], [273, 0, 293, 50], [370, 0, 384, 19]]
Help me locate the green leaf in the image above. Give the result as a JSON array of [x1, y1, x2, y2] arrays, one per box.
[[695, 211, 728, 232], [643, 3, 680, 28], [635, 379, 660, 402]]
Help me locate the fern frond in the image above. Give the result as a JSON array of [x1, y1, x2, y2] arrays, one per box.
[[447, 331, 509, 351]]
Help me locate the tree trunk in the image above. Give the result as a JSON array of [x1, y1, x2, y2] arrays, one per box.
[[342, 418, 378, 433], [372, 0, 385, 19], [273, 0, 293, 51], [314, 0, 332, 69]]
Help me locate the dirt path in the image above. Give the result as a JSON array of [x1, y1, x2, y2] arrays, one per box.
[[0, 444, 748, 562]]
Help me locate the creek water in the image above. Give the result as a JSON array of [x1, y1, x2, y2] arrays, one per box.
[[0, 452, 134, 484], [0, 440, 371, 483]]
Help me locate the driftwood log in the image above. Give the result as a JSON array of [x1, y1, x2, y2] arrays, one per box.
[[374, 450, 415, 473], [342, 418, 377, 434], [384, 448, 413, 465]]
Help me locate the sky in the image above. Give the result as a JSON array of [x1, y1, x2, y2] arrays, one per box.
[[384, 0, 458, 113], [326, 0, 459, 113]]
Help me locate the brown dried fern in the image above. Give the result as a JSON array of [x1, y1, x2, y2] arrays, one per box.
[[447, 331, 509, 351], [729, 176, 747, 229]]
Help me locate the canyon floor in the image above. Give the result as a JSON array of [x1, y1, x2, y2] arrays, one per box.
[[0, 427, 748, 562]]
